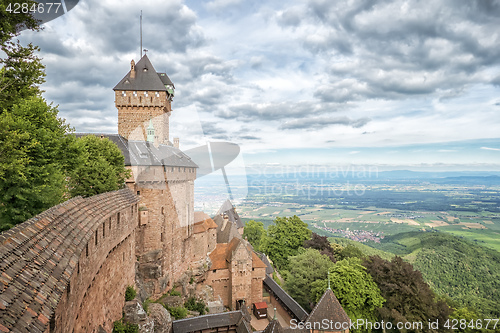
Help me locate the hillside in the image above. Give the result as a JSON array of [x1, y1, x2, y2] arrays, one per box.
[[368, 231, 500, 317], [328, 237, 394, 261]]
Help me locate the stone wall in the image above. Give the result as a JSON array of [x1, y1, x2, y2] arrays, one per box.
[[115, 90, 171, 145], [128, 164, 197, 297], [229, 243, 253, 310], [207, 269, 231, 307]]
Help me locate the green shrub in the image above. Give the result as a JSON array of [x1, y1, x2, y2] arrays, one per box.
[[143, 298, 151, 314], [125, 286, 136, 301], [112, 320, 139, 333], [169, 289, 181, 297], [164, 305, 188, 319], [184, 297, 207, 315]]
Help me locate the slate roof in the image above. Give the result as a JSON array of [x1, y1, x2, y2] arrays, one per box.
[[217, 200, 244, 229], [305, 289, 350, 327], [262, 319, 283, 333], [0, 189, 139, 333], [213, 215, 240, 244], [257, 253, 274, 275], [74, 134, 197, 168], [261, 318, 309, 333], [158, 72, 174, 88], [172, 311, 249, 333], [236, 318, 252, 333], [113, 55, 171, 91], [263, 275, 308, 322]]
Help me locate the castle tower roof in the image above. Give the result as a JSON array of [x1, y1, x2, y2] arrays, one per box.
[[263, 319, 283, 333], [305, 289, 350, 328], [217, 200, 244, 229], [113, 54, 173, 91]]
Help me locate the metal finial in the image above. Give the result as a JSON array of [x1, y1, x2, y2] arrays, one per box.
[[143, 49, 148, 55], [140, 10, 142, 59], [327, 270, 331, 290]]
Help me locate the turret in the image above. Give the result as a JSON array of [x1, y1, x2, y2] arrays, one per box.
[[113, 55, 174, 144]]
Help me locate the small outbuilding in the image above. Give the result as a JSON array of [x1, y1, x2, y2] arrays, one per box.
[[253, 302, 268, 319]]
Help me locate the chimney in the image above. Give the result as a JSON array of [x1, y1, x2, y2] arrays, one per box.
[[173, 138, 179, 148], [130, 60, 136, 79]]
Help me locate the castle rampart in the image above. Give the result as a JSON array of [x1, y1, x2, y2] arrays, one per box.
[[0, 189, 139, 333]]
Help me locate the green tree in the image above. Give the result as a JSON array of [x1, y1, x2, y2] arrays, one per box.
[[260, 215, 311, 270], [312, 258, 385, 326], [68, 135, 130, 198], [0, 97, 74, 229], [0, 3, 79, 230], [286, 248, 335, 311], [338, 244, 365, 260], [363, 255, 451, 332], [303, 232, 337, 262], [1, 0, 44, 112], [243, 220, 266, 251]]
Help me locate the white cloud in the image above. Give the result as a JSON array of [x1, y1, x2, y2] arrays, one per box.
[[13, 0, 500, 168]]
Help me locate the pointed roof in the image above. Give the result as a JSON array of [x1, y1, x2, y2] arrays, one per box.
[[208, 238, 266, 270], [305, 289, 350, 327], [113, 55, 171, 91], [217, 200, 244, 229], [263, 319, 283, 333], [213, 214, 241, 243]]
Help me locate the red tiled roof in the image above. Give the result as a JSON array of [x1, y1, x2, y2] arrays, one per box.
[[254, 301, 267, 309], [209, 244, 230, 270], [193, 212, 218, 234], [252, 252, 268, 268], [209, 238, 267, 271]]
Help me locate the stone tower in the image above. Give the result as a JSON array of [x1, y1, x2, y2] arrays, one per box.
[[113, 55, 175, 145]]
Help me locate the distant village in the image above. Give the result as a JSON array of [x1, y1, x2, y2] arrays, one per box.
[[313, 223, 384, 243]]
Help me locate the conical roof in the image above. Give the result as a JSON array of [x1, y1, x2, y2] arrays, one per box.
[[113, 54, 170, 91], [263, 319, 283, 333], [306, 289, 350, 327]]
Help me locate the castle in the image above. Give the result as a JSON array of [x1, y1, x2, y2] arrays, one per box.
[[0, 55, 349, 333]]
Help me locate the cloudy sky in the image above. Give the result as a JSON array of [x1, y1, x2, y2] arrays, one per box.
[[17, 0, 500, 171]]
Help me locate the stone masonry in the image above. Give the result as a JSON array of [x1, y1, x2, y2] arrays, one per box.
[[0, 189, 139, 333]]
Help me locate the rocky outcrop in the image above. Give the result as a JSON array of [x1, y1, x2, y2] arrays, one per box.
[[123, 299, 155, 333], [148, 303, 172, 333], [177, 257, 212, 297], [137, 250, 170, 299], [159, 295, 183, 308]]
